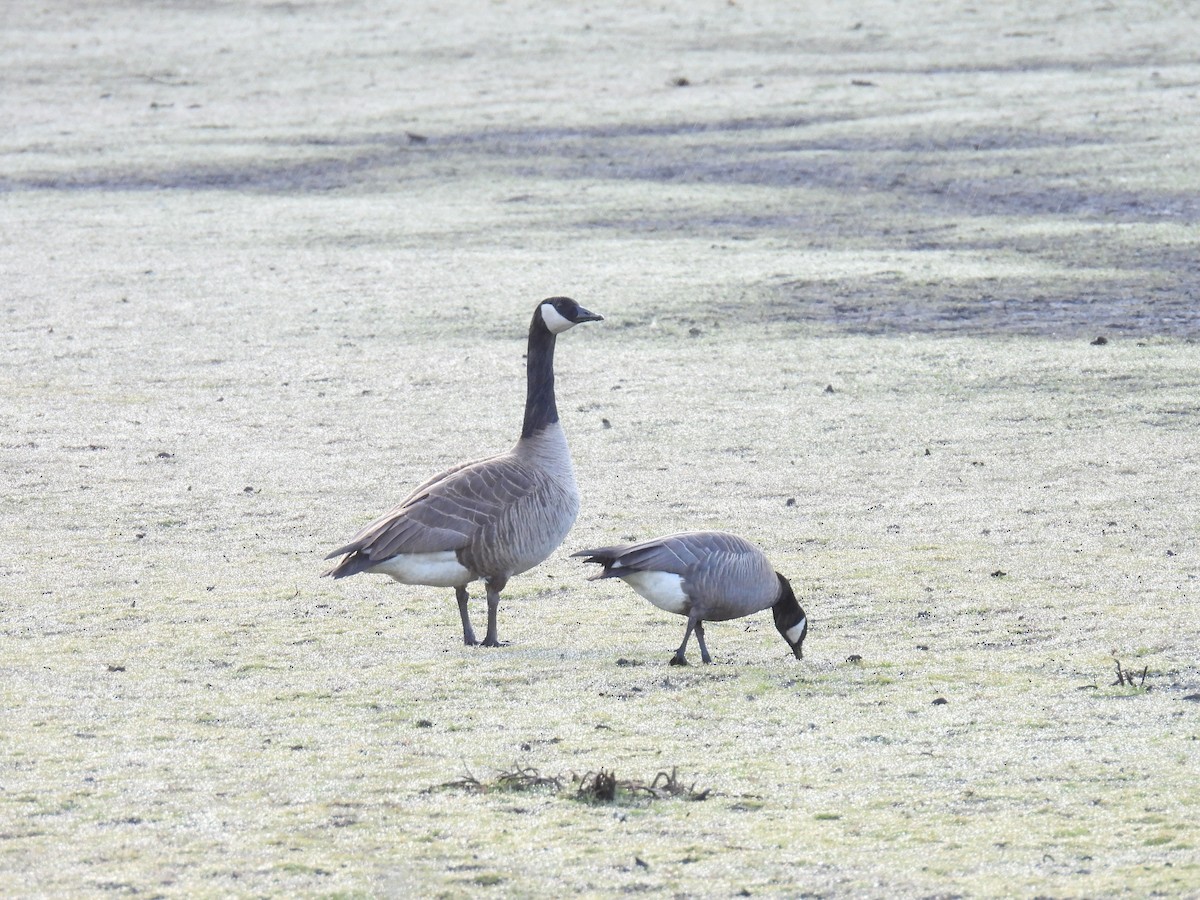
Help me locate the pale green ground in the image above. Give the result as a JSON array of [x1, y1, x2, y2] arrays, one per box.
[[2, 1, 1199, 898]]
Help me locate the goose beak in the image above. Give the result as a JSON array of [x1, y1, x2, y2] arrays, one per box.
[[574, 306, 604, 323]]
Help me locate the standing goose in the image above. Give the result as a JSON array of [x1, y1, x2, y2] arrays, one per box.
[[573, 531, 807, 665], [324, 297, 603, 647]]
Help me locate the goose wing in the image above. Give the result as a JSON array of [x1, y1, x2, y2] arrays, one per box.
[[574, 531, 778, 616], [573, 531, 707, 577], [574, 531, 755, 576], [326, 451, 529, 564], [682, 539, 779, 617]]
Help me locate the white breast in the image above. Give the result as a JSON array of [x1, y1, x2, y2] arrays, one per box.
[[621, 570, 690, 615], [367, 551, 474, 587]]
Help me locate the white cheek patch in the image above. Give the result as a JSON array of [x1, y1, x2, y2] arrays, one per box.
[[622, 570, 689, 615], [785, 617, 807, 645], [540, 302, 576, 334]]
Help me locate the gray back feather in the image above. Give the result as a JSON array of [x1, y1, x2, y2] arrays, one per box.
[[326, 423, 579, 578], [574, 531, 781, 620]]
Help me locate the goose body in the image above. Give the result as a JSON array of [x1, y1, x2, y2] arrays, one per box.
[[324, 297, 602, 647], [573, 531, 807, 665]]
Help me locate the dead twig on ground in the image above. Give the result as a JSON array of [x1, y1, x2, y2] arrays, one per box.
[[575, 769, 618, 802], [436, 762, 562, 795], [649, 766, 712, 801], [494, 764, 562, 792], [1112, 659, 1149, 688], [436, 763, 711, 804], [572, 766, 711, 804]]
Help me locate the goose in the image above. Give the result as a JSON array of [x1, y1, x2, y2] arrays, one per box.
[[573, 531, 807, 665], [324, 296, 603, 647]]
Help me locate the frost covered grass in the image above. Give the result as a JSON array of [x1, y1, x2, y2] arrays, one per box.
[[3, 0, 1200, 896], [4, 315, 1197, 897]]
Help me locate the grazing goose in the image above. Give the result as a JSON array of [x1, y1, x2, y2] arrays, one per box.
[[573, 531, 807, 665], [324, 297, 603, 647]]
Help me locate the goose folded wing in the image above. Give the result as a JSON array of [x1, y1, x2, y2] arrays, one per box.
[[324, 491, 472, 561], [687, 548, 779, 611], [394, 452, 501, 507], [328, 454, 535, 562], [577, 534, 704, 576]]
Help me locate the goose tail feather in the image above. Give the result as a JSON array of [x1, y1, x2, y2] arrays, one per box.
[[571, 546, 626, 580], [323, 550, 375, 579]]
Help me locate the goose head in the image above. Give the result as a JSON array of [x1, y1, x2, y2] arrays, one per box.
[[772, 574, 808, 660], [538, 296, 604, 335]]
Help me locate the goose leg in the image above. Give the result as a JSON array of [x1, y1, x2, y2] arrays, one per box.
[[481, 576, 507, 648], [694, 621, 712, 664], [456, 586, 477, 646], [670, 616, 699, 666]]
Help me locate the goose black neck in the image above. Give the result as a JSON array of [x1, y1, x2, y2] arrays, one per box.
[[771, 574, 805, 632], [521, 314, 559, 439]]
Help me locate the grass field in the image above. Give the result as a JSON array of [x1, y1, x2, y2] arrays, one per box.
[[3, 1, 1199, 896]]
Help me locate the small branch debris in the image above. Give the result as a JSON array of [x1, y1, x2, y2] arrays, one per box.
[[1112, 659, 1149, 688], [435, 764, 710, 803], [438, 763, 563, 795], [576, 769, 617, 802], [650, 766, 712, 801], [575, 766, 710, 803], [496, 765, 563, 791]]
